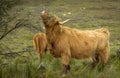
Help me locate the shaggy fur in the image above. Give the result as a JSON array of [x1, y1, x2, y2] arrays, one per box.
[[41, 11, 110, 74], [33, 32, 47, 58]]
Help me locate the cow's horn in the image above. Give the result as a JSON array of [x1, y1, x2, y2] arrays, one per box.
[[59, 19, 70, 24]]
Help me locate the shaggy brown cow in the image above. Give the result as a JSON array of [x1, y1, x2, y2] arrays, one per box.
[[33, 32, 47, 58], [41, 11, 110, 76]]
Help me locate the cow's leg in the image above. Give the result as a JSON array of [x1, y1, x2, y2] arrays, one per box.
[[62, 64, 70, 74], [97, 46, 109, 71], [99, 47, 109, 65], [92, 54, 99, 68], [61, 53, 71, 77]]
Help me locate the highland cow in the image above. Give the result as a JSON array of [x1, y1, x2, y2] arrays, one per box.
[[33, 32, 47, 58], [41, 11, 110, 76]]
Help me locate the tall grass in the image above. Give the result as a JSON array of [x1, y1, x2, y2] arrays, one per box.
[[0, 50, 120, 78]]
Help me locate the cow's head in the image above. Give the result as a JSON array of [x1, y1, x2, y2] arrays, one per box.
[[41, 11, 60, 28], [41, 11, 70, 28]]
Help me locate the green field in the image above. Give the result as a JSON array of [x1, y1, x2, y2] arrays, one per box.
[[0, 0, 120, 78]]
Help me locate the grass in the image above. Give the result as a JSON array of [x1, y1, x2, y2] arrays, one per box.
[[0, 0, 120, 78], [0, 53, 120, 78]]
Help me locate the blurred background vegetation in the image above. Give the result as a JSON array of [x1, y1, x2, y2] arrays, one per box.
[[0, 0, 120, 78]]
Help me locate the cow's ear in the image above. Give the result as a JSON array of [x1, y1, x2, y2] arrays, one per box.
[[55, 18, 61, 25], [55, 20, 60, 25]]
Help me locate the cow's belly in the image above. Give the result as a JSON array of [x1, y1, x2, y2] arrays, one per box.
[[70, 42, 97, 59], [71, 50, 96, 59]]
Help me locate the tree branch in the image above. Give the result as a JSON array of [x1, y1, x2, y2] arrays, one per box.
[[0, 20, 25, 41]]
